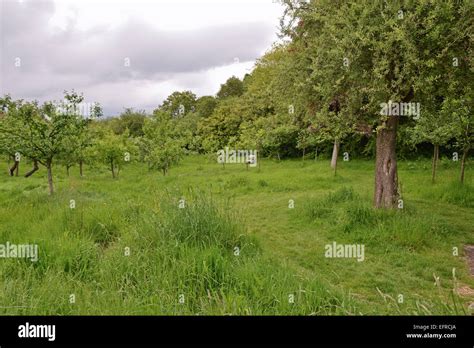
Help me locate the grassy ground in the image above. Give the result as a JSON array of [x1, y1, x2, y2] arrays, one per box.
[[0, 155, 473, 315]]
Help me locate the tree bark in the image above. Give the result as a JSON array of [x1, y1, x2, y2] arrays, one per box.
[[330, 139, 339, 169], [460, 147, 469, 184], [9, 158, 19, 177], [46, 162, 54, 195], [431, 144, 439, 183], [374, 116, 399, 209], [79, 160, 83, 177], [24, 160, 39, 178], [66, 165, 71, 177]]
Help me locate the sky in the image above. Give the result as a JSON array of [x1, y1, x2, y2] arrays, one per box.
[[0, 0, 285, 115]]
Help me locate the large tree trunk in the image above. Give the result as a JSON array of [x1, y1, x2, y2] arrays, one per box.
[[460, 147, 469, 184], [431, 144, 439, 183], [330, 139, 339, 169], [46, 162, 54, 195], [374, 116, 399, 208], [24, 159, 39, 178], [79, 160, 83, 177]]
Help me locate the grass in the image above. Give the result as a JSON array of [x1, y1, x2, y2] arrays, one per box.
[[0, 155, 473, 315]]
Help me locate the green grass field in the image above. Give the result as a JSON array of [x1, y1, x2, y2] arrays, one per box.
[[0, 156, 473, 315]]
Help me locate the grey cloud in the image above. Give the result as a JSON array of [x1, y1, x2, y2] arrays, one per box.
[[1, 0, 276, 107]]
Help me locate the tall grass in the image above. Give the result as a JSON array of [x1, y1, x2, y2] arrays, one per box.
[[0, 187, 354, 315], [0, 157, 472, 315]]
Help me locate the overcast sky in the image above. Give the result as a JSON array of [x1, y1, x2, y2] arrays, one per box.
[[0, 0, 285, 115]]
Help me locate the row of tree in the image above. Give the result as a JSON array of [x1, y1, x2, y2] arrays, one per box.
[[1, 0, 472, 208]]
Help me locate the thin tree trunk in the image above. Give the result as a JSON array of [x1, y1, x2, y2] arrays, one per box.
[[460, 147, 469, 184], [79, 160, 83, 177], [15, 161, 19, 176], [67, 165, 71, 177], [24, 159, 39, 178], [111, 160, 116, 178], [374, 116, 399, 208], [47, 162, 54, 195], [302, 147, 306, 162], [9, 157, 19, 177], [330, 139, 339, 169], [431, 144, 439, 183]]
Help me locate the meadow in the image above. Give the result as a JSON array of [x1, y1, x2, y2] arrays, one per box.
[[0, 156, 473, 315]]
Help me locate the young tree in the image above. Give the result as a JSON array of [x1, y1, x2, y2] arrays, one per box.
[[141, 111, 184, 175], [0, 95, 22, 176], [59, 102, 102, 177], [93, 129, 135, 179], [0, 92, 87, 194], [411, 106, 456, 183], [444, 97, 473, 184]]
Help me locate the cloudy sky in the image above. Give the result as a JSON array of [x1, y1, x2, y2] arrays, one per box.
[[0, 0, 285, 115]]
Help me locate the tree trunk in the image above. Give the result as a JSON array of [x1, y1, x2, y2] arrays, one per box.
[[9, 158, 19, 177], [46, 162, 54, 195], [111, 160, 116, 178], [24, 160, 39, 178], [67, 165, 71, 177], [302, 147, 306, 162], [374, 116, 399, 209], [460, 147, 469, 184], [15, 161, 19, 176], [330, 139, 339, 169], [431, 144, 439, 183], [79, 160, 83, 177]]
